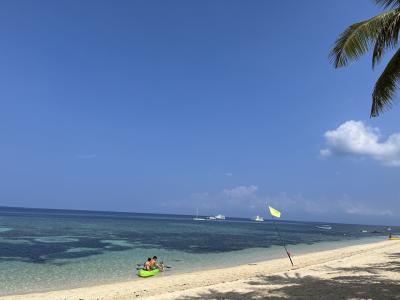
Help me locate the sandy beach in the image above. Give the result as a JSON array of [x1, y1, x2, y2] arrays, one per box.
[[1, 239, 399, 300]]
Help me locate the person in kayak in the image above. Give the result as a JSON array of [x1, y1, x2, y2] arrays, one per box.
[[143, 258, 152, 271], [150, 256, 164, 271], [150, 256, 158, 269]]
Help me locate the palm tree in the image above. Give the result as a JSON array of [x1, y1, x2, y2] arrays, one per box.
[[331, 0, 400, 117]]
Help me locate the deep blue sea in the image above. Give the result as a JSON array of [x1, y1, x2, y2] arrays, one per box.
[[0, 206, 396, 295]]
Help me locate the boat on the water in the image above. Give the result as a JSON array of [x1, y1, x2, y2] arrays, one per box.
[[316, 225, 332, 230], [361, 230, 368, 233], [215, 214, 225, 220], [252, 215, 264, 222], [207, 214, 225, 220], [193, 208, 206, 221]]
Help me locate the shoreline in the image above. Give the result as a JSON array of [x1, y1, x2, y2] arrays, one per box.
[[1, 238, 398, 300]]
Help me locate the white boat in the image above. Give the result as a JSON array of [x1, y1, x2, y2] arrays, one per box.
[[215, 214, 225, 220], [207, 214, 225, 220], [193, 208, 206, 221], [252, 215, 264, 222], [316, 225, 332, 230], [361, 230, 368, 233]]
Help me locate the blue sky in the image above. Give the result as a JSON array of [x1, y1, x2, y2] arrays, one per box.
[[1, 0, 399, 225]]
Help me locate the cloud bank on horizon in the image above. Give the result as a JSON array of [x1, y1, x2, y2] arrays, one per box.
[[183, 185, 396, 224], [321, 120, 400, 167]]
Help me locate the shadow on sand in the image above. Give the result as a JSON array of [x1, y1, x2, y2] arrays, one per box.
[[177, 254, 400, 299]]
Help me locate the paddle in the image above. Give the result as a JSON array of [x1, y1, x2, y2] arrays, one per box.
[[136, 263, 172, 269]]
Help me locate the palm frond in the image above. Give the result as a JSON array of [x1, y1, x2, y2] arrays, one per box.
[[372, 10, 400, 68], [371, 48, 400, 116], [375, 0, 400, 9], [330, 10, 397, 68]]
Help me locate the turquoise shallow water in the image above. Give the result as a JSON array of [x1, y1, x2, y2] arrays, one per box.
[[0, 207, 395, 296]]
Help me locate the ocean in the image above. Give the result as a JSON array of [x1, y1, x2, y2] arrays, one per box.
[[0, 206, 394, 296]]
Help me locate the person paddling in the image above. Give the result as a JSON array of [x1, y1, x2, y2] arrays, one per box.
[[143, 258, 152, 271], [150, 256, 164, 271]]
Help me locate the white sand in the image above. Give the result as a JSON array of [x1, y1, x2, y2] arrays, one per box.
[[2, 239, 399, 300]]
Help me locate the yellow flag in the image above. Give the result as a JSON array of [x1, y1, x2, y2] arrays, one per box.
[[268, 206, 281, 218]]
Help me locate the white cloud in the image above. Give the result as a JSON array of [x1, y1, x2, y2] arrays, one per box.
[[338, 200, 393, 217], [266, 193, 328, 215], [221, 185, 264, 214], [223, 185, 258, 198], [224, 172, 233, 177], [266, 193, 395, 218], [186, 188, 397, 221], [321, 120, 400, 166]]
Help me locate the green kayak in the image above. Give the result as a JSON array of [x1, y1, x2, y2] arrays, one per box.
[[137, 268, 160, 277]]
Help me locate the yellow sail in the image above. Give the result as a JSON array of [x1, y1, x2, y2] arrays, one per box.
[[268, 206, 281, 218]]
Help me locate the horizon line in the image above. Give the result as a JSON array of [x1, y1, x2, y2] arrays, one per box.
[[0, 205, 394, 227]]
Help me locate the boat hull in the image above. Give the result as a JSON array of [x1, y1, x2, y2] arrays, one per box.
[[137, 269, 160, 277]]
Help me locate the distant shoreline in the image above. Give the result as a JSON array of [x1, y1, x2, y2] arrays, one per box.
[[0, 238, 396, 300]]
